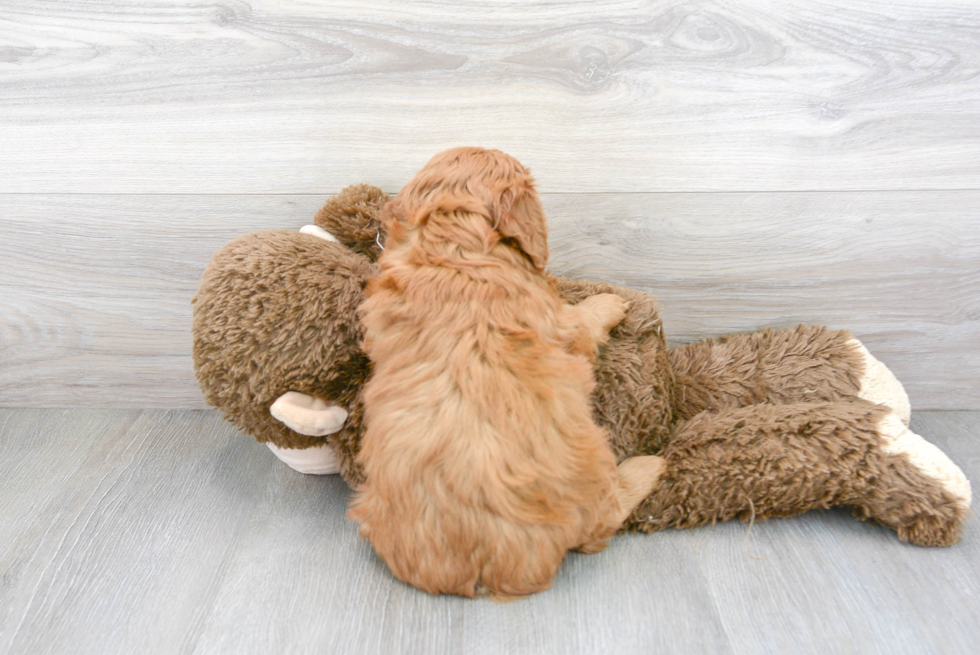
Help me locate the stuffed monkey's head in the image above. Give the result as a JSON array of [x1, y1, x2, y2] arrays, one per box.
[[313, 184, 390, 261]]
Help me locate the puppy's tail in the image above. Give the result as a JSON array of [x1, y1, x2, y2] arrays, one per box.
[[577, 455, 665, 554]]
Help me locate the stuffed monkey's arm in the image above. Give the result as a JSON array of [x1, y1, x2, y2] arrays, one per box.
[[626, 402, 969, 547], [669, 325, 910, 424]]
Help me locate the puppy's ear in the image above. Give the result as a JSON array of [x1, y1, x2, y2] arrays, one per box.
[[493, 183, 549, 271]]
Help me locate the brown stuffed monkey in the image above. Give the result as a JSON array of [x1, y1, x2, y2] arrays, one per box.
[[193, 184, 970, 548]]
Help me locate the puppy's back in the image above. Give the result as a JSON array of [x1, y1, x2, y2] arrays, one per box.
[[349, 283, 623, 597]]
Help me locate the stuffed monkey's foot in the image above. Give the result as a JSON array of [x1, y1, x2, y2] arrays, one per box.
[[877, 413, 971, 506], [865, 412, 971, 546], [849, 339, 911, 425], [266, 441, 341, 475]]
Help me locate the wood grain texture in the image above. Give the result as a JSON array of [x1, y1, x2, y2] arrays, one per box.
[[545, 191, 980, 410], [1, 0, 978, 193], [0, 409, 275, 655], [691, 410, 980, 655], [0, 409, 126, 562], [0, 408, 977, 655], [2, 191, 977, 409], [0, 194, 325, 408], [191, 472, 733, 655]]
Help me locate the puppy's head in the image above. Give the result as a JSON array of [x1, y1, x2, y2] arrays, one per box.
[[382, 147, 549, 271]]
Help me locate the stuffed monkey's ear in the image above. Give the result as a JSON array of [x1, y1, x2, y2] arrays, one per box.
[[270, 391, 348, 437], [494, 184, 550, 271]]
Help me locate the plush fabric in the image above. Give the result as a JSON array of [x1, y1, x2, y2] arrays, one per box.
[[192, 185, 970, 546]]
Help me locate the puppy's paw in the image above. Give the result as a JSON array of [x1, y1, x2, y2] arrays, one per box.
[[583, 293, 630, 333], [575, 538, 611, 555], [614, 455, 665, 525]]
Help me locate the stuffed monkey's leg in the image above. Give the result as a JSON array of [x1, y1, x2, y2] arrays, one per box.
[[670, 325, 910, 423], [628, 402, 970, 547]]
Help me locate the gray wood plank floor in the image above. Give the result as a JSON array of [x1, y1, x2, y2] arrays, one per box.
[[0, 408, 976, 655]]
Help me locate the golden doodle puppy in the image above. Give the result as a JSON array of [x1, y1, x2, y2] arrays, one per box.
[[349, 147, 664, 597]]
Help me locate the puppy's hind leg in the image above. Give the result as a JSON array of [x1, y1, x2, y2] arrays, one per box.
[[612, 455, 667, 525], [577, 455, 666, 553]]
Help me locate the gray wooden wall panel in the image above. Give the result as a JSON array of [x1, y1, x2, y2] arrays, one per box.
[[1, 1, 978, 193], [0, 194, 324, 408], [1, 191, 977, 409]]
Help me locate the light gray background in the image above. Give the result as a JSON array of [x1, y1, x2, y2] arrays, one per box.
[[1, 2, 978, 653]]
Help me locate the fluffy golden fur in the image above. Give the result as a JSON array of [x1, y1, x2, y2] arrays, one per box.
[[194, 183, 970, 556], [347, 148, 663, 597]]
